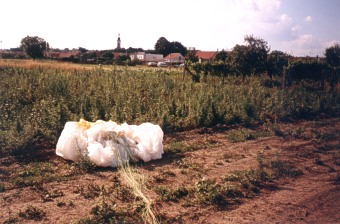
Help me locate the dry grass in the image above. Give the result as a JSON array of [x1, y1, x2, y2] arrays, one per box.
[[0, 59, 95, 71], [119, 164, 158, 224]]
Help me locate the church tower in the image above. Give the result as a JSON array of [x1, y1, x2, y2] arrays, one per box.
[[117, 34, 121, 50]]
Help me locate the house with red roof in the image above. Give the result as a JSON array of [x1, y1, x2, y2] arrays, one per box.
[[58, 50, 81, 61], [195, 50, 218, 63], [164, 53, 184, 64]]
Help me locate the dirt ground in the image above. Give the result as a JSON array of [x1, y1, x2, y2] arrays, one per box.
[[1, 115, 339, 224]]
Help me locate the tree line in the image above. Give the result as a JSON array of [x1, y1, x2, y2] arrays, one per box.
[[185, 35, 339, 86], [15, 35, 340, 85]]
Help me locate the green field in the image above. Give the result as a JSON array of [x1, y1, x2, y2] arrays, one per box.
[[0, 59, 339, 153]]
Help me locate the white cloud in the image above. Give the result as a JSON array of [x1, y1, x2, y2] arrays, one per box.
[[305, 16, 313, 22], [322, 40, 340, 49], [291, 25, 301, 32], [283, 34, 324, 56]]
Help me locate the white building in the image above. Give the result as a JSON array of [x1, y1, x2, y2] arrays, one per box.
[[130, 52, 163, 63]]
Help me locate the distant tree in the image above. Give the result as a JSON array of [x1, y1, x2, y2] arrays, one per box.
[[78, 47, 88, 53], [126, 47, 144, 53], [113, 48, 126, 53], [230, 35, 270, 77], [20, 36, 48, 59], [267, 50, 291, 78], [215, 49, 229, 62], [186, 49, 199, 63], [244, 35, 270, 74], [100, 50, 113, 59], [325, 43, 340, 67], [9, 48, 23, 52], [155, 37, 187, 56], [171, 41, 187, 56], [230, 44, 252, 77], [155, 37, 171, 56]]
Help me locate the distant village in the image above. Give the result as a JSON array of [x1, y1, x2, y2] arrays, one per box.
[[0, 35, 221, 66]]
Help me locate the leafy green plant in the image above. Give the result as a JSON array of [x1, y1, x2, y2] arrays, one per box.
[[194, 179, 227, 206], [72, 159, 97, 173], [155, 186, 189, 201], [18, 204, 45, 221], [74, 184, 106, 199]]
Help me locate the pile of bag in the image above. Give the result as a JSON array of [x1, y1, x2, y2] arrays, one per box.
[[56, 119, 164, 167]]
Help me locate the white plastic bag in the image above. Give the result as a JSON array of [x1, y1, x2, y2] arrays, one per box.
[[56, 119, 164, 167]]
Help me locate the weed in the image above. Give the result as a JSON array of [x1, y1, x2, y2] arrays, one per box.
[[56, 200, 66, 207], [18, 204, 45, 221], [269, 160, 303, 178], [40, 189, 64, 202], [12, 162, 70, 187], [0, 183, 5, 192], [90, 200, 118, 223], [153, 169, 176, 183], [194, 179, 227, 206], [74, 184, 105, 199], [155, 186, 189, 201], [72, 159, 97, 173], [165, 141, 195, 154], [3, 217, 19, 224], [172, 158, 202, 171], [226, 128, 271, 143], [224, 169, 269, 195]]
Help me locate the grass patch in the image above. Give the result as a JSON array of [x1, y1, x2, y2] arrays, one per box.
[[155, 186, 189, 202], [12, 162, 71, 187], [226, 128, 272, 143], [165, 141, 196, 154], [74, 184, 107, 199]]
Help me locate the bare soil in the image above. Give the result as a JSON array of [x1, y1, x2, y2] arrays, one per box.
[[1, 116, 339, 224]]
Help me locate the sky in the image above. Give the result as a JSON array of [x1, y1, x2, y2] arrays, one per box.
[[0, 0, 339, 56]]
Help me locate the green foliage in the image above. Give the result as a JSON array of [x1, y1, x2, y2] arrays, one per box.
[[155, 186, 189, 201], [20, 36, 48, 59], [288, 59, 330, 82], [12, 162, 70, 187], [230, 35, 270, 76], [215, 49, 229, 62], [0, 63, 338, 155], [186, 50, 199, 62], [267, 50, 290, 78], [154, 37, 187, 56], [325, 42, 340, 67]]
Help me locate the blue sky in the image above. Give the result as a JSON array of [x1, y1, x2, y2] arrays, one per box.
[[1, 0, 339, 56]]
